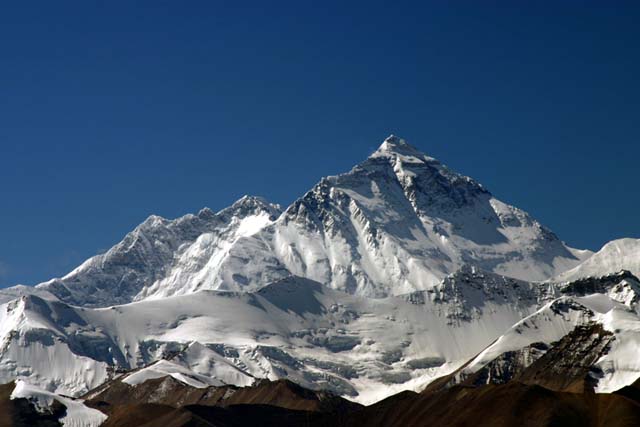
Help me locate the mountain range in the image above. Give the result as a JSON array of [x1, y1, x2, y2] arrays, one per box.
[[1, 136, 639, 426]]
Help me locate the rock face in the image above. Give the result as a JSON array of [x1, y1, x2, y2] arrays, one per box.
[[4, 136, 589, 308], [345, 381, 640, 427], [515, 323, 614, 392]]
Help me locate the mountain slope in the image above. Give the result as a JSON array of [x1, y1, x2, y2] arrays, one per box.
[[341, 381, 640, 427], [34, 196, 283, 307], [0, 272, 552, 404], [259, 136, 588, 298], [138, 136, 590, 300], [5, 269, 640, 405], [425, 271, 640, 395], [5, 136, 590, 307], [554, 238, 640, 283], [85, 376, 361, 415]]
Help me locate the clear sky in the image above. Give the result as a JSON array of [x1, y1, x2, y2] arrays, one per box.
[[1, 1, 639, 287]]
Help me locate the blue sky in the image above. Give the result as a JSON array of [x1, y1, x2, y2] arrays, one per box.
[[1, 1, 639, 287]]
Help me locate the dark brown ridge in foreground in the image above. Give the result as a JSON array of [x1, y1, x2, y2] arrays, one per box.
[[85, 376, 361, 416], [4, 375, 640, 426], [91, 377, 360, 427], [92, 381, 640, 427], [340, 381, 640, 427]]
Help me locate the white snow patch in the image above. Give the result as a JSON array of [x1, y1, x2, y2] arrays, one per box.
[[122, 359, 225, 388]]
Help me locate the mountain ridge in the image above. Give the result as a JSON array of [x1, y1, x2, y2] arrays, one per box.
[[4, 136, 590, 307]]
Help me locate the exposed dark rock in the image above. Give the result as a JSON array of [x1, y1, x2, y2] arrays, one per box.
[[84, 376, 361, 416]]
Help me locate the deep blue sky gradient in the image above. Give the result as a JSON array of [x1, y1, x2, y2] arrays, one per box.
[[1, 1, 639, 286]]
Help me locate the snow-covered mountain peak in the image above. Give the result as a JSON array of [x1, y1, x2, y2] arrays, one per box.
[[370, 134, 475, 179], [270, 137, 587, 296], [133, 196, 279, 235], [375, 135, 421, 156], [1, 135, 588, 306], [32, 195, 282, 307], [363, 136, 488, 216], [197, 206, 216, 219], [222, 195, 282, 220]]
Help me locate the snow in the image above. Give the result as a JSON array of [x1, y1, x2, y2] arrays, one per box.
[[174, 342, 255, 387], [2, 135, 639, 408], [9, 136, 588, 308], [0, 272, 552, 403], [0, 297, 110, 395], [33, 195, 283, 307], [11, 380, 107, 427], [554, 238, 640, 282], [138, 210, 278, 300], [457, 285, 640, 395], [122, 359, 225, 388], [463, 297, 591, 374], [593, 307, 640, 392], [9, 270, 640, 406]]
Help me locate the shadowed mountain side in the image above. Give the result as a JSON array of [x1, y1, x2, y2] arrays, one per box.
[[256, 277, 328, 316], [99, 403, 333, 427], [615, 378, 640, 406], [338, 382, 640, 427], [89, 380, 640, 427]]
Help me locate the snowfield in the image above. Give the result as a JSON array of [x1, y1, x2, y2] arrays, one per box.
[[0, 272, 551, 404]]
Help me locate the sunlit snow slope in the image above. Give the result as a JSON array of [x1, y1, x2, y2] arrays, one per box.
[[554, 238, 640, 283], [0, 272, 552, 404]]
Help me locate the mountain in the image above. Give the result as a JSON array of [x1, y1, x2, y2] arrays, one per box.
[[554, 238, 640, 283], [0, 381, 65, 427], [9, 380, 107, 427], [426, 270, 640, 394], [7, 136, 590, 308], [5, 135, 640, 425], [3, 266, 640, 407], [85, 376, 361, 415], [341, 381, 640, 427], [0, 272, 551, 404], [8, 353, 640, 427], [30, 196, 283, 307]]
